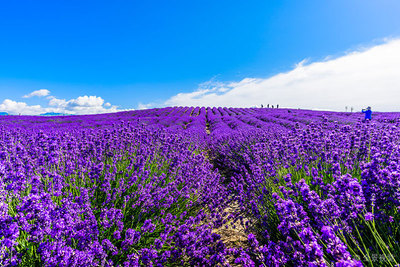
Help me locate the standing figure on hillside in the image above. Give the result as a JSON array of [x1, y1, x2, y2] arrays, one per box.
[[261, 104, 263, 108], [271, 105, 274, 108], [277, 104, 279, 108], [267, 104, 269, 108], [362, 106, 372, 121]]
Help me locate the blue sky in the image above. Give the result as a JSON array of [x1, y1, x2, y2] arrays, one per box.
[[1, 0, 400, 114]]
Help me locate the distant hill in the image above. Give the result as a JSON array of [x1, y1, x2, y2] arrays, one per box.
[[0, 112, 8, 116], [40, 112, 69, 116]]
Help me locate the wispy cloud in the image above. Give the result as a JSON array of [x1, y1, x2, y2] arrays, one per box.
[[23, 89, 50, 98], [163, 38, 400, 112]]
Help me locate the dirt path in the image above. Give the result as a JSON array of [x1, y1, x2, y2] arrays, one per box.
[[206, 124, 211, 135], [212, 201, 248, 248]]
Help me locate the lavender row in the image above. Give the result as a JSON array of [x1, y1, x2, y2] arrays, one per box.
[[0, 120, 234, 266], [209, 119, 400, 266]]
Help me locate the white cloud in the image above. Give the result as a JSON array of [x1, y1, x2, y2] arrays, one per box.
[[67, 95, 104, 107], [0, 94, 121, 115], [137, 102, 155, 110], [23, 89, 50, 98], [164, 38, 400, 112], [0, 99, 44, 115], [48, 95, 119, 115], [48, 96, 67, 107]]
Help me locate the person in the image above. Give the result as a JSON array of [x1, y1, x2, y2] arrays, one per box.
[[362, 106, 372, 121]]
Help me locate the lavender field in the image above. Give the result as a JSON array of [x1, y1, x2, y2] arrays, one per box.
[[1, 107, 400, 266]]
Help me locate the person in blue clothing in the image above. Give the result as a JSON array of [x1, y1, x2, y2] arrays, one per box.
[[362, 106, 372, 121]]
